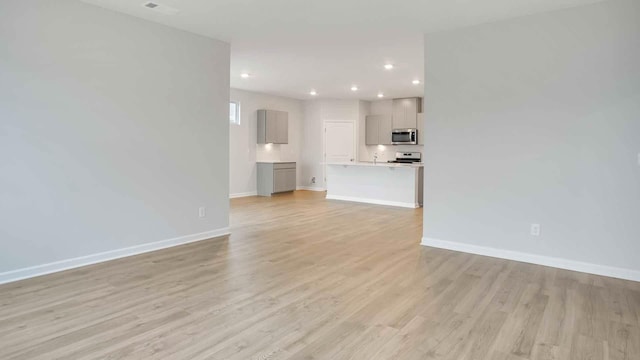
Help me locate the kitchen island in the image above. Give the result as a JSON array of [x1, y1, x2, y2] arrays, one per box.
[[325, 162, 423, 208]]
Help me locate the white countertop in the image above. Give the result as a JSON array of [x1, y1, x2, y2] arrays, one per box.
[[326, 161, 423, 168]]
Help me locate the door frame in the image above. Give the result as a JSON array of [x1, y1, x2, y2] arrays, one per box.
[[322, 120, 357, 186]]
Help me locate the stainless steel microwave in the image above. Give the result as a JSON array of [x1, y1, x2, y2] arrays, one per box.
[[392, 128, 418, 145]]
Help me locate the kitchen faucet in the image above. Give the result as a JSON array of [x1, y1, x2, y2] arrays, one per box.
[[373, 153, 378, 165]]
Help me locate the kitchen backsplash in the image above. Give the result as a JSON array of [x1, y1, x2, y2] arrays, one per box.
[[362, 144, 424, 162]]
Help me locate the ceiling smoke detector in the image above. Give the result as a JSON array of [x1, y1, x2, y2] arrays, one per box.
[[142, 2, 180, 15]]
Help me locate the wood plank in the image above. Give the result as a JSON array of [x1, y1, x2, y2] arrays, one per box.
[[0, 191, 637, 359]]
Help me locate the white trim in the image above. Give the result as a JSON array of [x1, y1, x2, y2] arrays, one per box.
[[421, 237, 640, 282], [0, 228, 231, 285], [323, 119, 357, 188], [326, 194, 418, 208], [229, 100, 240, 125], [297, 186, 326, 192], [229, 191, 257, 198]]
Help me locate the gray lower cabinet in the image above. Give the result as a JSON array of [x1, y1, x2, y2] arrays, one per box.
[[257, 162, 296, 196], [257, 109, 288, 144]]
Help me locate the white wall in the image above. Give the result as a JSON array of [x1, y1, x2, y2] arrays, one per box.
[[422, 0, 640, 280], [229, 89, 304, 197], [301, 99, 362, 190], [0, 0, 230, 280]]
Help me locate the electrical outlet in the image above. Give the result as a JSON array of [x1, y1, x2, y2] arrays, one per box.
[[199, 207, 206, 218], [311, 177, 316, 184], [530, 223, 541, 236]]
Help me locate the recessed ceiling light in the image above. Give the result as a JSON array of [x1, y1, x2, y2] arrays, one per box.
[[310, 90, 317, 96], [351, 86, 358, 91], [384, 64, 394, 70], [377, 93, 384, 98], [240, 73, 250, 78], [412, 79, 421, 85]]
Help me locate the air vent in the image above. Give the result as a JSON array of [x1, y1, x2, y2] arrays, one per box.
[[141, 2, 179, 15]]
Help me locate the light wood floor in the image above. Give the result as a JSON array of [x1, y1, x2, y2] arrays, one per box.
[[1, 191, 639, 359]]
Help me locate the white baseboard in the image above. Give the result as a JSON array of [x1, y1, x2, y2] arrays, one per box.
[[297, 186, 326, 191], [421, 237, 640, 282], [231, 188, 325, 197], [229, 191, 257, 198], [0, 228, 231, 285], [326, 194, 418, 208]]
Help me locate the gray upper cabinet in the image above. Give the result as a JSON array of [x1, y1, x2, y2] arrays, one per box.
[[417, 112, 424, 145], [378, 114, 393, 145], [365, 115, 379, 145], [366, 115, 393, 145], [265, 110, 278, 142], [258, 109, 288, 144], [392, 97, 422, 130], [276, 111, 288, 144]]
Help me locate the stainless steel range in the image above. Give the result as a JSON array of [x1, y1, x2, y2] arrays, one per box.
[[387, 151, 422, 164]]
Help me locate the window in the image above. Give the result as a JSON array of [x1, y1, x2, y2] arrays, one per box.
[[229, 101, 240, 125]]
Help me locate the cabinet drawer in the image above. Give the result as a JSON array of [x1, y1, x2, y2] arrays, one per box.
[[273, 168, 296, 193], [273, 162, 296, 170]]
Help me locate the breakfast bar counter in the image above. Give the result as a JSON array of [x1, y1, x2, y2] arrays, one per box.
[[325, 162, 423, 208]]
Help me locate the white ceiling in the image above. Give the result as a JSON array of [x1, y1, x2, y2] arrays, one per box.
[[82, 0, 600, 100]]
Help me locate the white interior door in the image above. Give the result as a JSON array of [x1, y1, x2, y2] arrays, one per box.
[[324, 121, 355, 185]]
